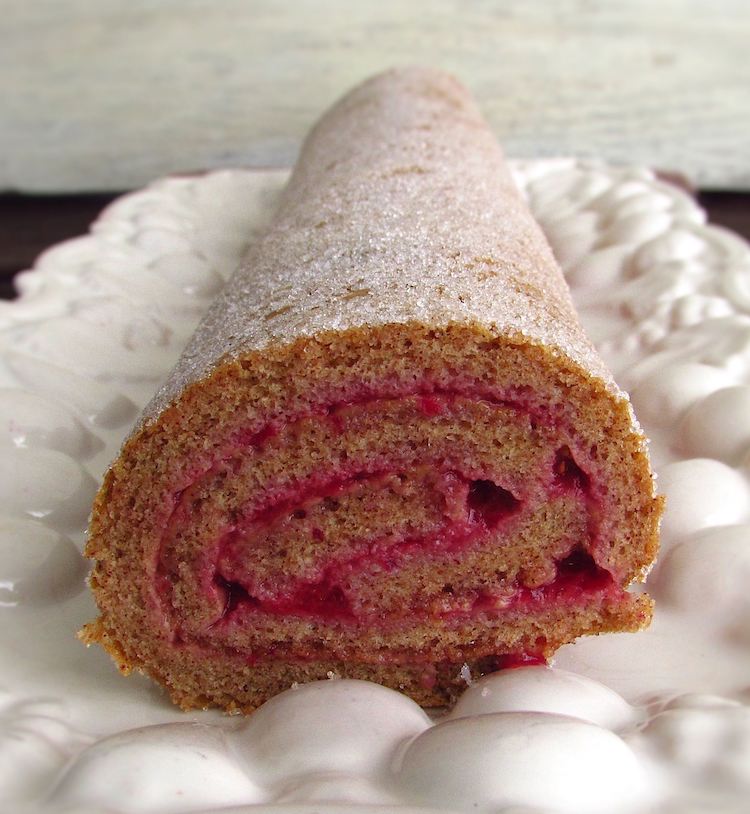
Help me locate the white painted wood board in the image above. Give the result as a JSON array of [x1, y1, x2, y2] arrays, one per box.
[[2, 0, 748, 192]]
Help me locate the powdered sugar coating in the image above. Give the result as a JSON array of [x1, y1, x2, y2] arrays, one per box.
[[142, 67, 620, 427]]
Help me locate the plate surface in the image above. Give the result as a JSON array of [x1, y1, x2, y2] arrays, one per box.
[[1, 162, 750, 813]]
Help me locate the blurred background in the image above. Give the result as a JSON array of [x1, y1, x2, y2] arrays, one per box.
[[1, 0, 748, 297]]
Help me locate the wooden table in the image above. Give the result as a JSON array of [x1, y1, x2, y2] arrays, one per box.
[[3, 1, 748, 192]]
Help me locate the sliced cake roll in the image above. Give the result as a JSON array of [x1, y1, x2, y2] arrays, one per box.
[[82, 67, 662, 711]]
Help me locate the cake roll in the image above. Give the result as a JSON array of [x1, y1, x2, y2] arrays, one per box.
[[82, 67, 662, 711]]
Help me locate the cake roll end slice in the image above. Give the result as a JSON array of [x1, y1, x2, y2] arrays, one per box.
[[84, 319, 661, 711]]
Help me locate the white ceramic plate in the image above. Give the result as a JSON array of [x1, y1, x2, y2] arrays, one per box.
[[1, 162, 750, 814]]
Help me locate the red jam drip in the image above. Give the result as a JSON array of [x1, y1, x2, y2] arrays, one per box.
[[493, 652, 548, 670]]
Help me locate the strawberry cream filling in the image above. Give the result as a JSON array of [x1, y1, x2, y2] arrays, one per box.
[[152, 392, 627, 664]]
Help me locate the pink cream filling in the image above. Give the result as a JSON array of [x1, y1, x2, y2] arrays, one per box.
[[212, 545, 614, 625], [154, 392, 624, 658]]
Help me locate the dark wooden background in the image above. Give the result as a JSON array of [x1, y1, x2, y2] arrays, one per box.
[[1, 192, 747, 301]]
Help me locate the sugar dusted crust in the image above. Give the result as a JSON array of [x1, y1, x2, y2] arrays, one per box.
[[140, 67, 617, 423], [83, 68, 662, 712]]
